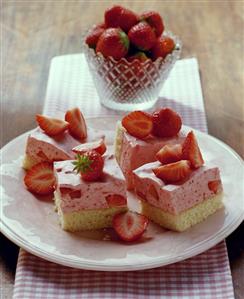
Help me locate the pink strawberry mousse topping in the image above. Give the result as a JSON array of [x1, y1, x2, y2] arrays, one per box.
[[133, 161, 223, 215], [54, 154, 127, 213], [26, 127, 105, 163], [118, 128, 187, 189]]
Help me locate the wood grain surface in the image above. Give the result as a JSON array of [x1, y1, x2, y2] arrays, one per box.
[[1, 1, 244, 298]]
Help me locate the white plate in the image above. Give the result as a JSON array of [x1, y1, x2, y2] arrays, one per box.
[[1, 117, 244, 271]]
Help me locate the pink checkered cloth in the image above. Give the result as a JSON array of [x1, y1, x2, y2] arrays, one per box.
[[13, 55, 234, 299]]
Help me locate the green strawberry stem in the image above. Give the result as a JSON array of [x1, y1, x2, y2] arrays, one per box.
[[72, 154, 93, 174]]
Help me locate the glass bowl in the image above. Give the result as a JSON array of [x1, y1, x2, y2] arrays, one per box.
[[82, 30, 182, 111]]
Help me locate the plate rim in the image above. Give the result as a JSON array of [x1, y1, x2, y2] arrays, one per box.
[[1, 117, 244, 271]]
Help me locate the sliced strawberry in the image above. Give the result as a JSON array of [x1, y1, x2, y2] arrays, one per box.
[[208, 180, 222, 194], [65, 107, 87, 141], [105, 194, 127, 207], [122, 111, 153, 139], [72, 139, 106, 155], [24, 162, 55, 195], [72, 150, 104, 182], [112, 211, 149, 242], [153, 160, 192, 183], [152, 108, 182, 138], [36, 114, 69, 136], [156, 144, 182, 165], [182, 131, 204, 169]]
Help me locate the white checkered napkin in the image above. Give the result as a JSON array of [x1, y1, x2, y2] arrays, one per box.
[[13, 55, 234, 299]]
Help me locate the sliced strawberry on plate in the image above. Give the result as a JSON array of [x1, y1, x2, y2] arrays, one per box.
[[208, 180, 222, 194], [65, 107, 87, 141], [156, 144, 182, 165], [36, 114, 69, 136], [182, 131, 204, 169], [121, 111, 153, 139], [153, 160, 192, 183], [72, 150, 104, 182], [105, 194, 127, 207], [112, 211, 149, 242], [24, 162, 56, 195], [72, 139, 106, 155], [152, 108, 182, 138]]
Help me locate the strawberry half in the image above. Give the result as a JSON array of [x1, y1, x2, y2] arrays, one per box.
[[140, 11, 164, 37], [153, 160, 192, 183], [72, 150, 104, 182], [152, 108, 182, 138], [65, 107, 87, 141], [24, 162, 55, 195], [182, 131, 204, 169], [72, 139, 106, 155], [112, 211, 149, 242], [122, 111, 153, 139], [156, 144, 182, 165], [105, 194, 127, 207], [208, 180, 222, 194], [36, 114, 69, 136]]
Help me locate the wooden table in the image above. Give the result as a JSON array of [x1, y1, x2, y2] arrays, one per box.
[[1, 1, 243, 298]]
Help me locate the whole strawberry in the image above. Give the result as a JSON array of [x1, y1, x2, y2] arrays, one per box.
[[151, 36, 175, 60], [128, 22, 156, 51], [72, 151, 104, 182], [96, 28, 129, 60], [85, 23, 106, 49], [140, 11, 164, 37], [105, 5, 138, 32]]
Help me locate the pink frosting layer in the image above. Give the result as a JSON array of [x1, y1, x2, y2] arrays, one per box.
[[54, 154, 127, 213], [133, 161, 223, 215], [26, 127, 104, 163], [119, 128, 187, 189]]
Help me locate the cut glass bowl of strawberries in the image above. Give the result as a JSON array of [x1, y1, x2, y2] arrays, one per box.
[[82, 5, 181, 111]]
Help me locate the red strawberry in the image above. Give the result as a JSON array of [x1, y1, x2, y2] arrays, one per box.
[[128, 22, 157, 51], [105, 194, 127, 207], [140, 11, 164, 37], [96, 28, 129, 60], [24, 162, 55, 195], [72, 150, 104, 182], [72, 139, 106, 156], [127, 51, 149, 62], [36, 114, 69, 136], [182, 131, 204, 169], [112, 211, 149, 242], [65, 107, 87, 141], [85, 23, 105, 49], [104, 5, 138, 32], [208, 180, 222, 194], [122, 111, 153, 139], [152, 108, 182, 138], [153, 160, 192, 183], [151, 36, 175, 60], [156, 144, 182, 165]]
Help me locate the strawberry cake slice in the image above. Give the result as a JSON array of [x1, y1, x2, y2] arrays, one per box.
[[133, 131, 223, 231], [54, 153, 128, 232], [23, 108, 104, 169], [115, 109, 186, 189]]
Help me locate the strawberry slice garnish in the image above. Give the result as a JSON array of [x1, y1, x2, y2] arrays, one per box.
[[152, 108, 182, 138], [112, 211, 149, 242], [65, 107, 87, 141], [105, 194, 127, 207], [72, 150, 104, 182], [182, 131, 204, 169], [24, 162, 56, 195], [156, 144, 182, 165], [208, 180, 222, 194], [36, 114, 69, 136], [121, 111, 153, 139], [72, 139, 106, 156], [153, 160, 192, 183]]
